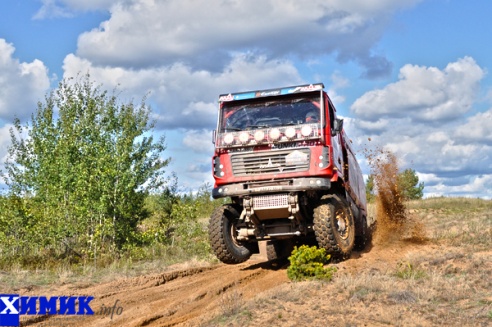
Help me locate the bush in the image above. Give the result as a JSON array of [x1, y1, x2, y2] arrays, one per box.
[[2, 75, 169, 257], [287, 245, 337, 281]]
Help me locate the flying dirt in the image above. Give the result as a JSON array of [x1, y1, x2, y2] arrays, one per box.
[[364, 146, 427, 245]]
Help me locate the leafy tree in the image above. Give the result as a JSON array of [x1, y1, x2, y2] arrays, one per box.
[[366, 174, 375, 203], [398, 169, 424, 200], [2, 74, 169, 257], [365, 169, 424, 203]]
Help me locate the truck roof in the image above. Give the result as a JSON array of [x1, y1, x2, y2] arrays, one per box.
[[218, 83, 325, 102]]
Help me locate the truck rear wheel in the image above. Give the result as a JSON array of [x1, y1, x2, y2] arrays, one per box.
[[209, 204, 253, 264], [354, 216, 371, 251], [313, 195, 355, 260], [265, 240, 294, 261]]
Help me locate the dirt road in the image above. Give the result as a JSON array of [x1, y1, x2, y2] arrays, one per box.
[[19, 255, 288, 327], [17, 199, 492, 327], [18, 235, 492, 327], [20, 241, 427, 327]]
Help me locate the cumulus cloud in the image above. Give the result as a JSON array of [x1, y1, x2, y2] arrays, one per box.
[[0, 39, 50, 122], [326, 71, 350, 105], [427, 174, 492, 199], [182, 129, 215, 154], [69, 0, 422, 77], [33, 0, 73, 19], [455, 108, 492, 143], [167, 155, 215, 191], [63, 53, 303, 130], [351, 57, 485, 122], [346, 56, 492, 198], [350, 115, 491, 178], [34, 0, 117, 18]]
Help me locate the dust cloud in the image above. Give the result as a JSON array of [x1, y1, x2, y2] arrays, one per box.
[[364, 146, 426, 245]]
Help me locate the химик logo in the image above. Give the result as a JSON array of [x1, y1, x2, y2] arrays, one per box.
[[0, 294, 93, 327]]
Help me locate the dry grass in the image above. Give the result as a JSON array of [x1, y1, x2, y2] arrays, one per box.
[[0, 256, 213, 293], [209, 197, 492, 327], [1, 196, 490, 327]]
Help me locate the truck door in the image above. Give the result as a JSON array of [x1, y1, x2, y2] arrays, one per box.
[[326, 97, 343, 175]]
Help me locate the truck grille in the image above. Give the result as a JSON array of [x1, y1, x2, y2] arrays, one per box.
[[252, 194, 288, 209], [230, 148, 310, 176]]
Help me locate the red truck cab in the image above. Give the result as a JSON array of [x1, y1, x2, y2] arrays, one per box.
[[209, 83, 368, 264]]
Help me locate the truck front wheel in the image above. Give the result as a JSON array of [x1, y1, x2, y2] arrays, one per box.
[[313, 195, 355, 260], [209, 204, 253, 264]]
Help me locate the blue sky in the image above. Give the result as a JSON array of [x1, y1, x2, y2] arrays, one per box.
[[0, 0, 491, 198]]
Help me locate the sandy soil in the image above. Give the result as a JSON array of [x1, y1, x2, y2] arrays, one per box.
[[16, 208, 492, 327], [18, 254, 288, 327]]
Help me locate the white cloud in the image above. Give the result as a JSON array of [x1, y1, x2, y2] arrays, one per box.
[[182, 129, 215, 154], [351, 119, 492, 178], [70, 0, 422, 77], [455, 108, 492, 143], [167, 149, 215, 191], [63, 53, 303, 130], [458, 175, 492, 195], [417, 172, 442, 186], [34, 0, 117, 18], [0, 124, 13, 164], [59, 0, 117, 11], [351, 57, 485, 121], [326, 72, 350, 105], [427, 175, 492, 199], [346, 57, 492, 199], [0, 39, 50, 122], [33, 0, 74, 19]]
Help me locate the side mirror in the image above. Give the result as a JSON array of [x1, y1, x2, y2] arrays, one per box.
[[331, 118, 344, 136], [212, 130, 216, 145]]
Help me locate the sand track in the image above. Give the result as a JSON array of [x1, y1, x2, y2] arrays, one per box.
[[22, 256, 288, 327]]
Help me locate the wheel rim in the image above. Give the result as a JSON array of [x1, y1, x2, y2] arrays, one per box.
[[229, 222, 242, 247], [335, 208, 350, 240]]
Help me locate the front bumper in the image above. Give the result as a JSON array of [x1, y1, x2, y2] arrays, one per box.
[[212, 177, 331, 198]]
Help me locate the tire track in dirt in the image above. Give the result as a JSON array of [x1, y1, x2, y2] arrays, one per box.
[[23, 256, 288, 327]]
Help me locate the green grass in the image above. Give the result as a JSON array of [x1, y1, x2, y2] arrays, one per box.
[[0, 217, 215, 291], [406, 197, 492, 213], [394, 261, 427, 280]]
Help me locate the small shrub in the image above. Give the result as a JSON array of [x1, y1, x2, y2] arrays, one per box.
[[394, 261, 427, 280], [287, 245, 336, 281], [219, 288, 243, 317]]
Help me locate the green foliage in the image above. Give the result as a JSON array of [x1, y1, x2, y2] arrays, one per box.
[[140, 179, 219, 257], [394, 261, 427, 280], [287, 245, 337, 281], [365, 174, 375, 203], [366, 168, 424, 202], [1, 74, 169, 262], [0, 75, 226, 270], [398, 169, 424, 200]]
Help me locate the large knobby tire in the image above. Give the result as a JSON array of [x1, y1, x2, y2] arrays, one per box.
[[354, 216, 371, 251], [313, 195, 355, 260], [208, 204, 253, 264]]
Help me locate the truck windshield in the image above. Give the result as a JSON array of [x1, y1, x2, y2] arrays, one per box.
[[220, 95, 321, 132]]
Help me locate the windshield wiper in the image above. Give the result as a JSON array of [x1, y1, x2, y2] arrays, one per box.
[[245, 124, 270, 129], [223, 127, 241, 131]]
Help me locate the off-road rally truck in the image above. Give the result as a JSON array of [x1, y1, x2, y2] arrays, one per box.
[[209, 83, 369, 264]]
